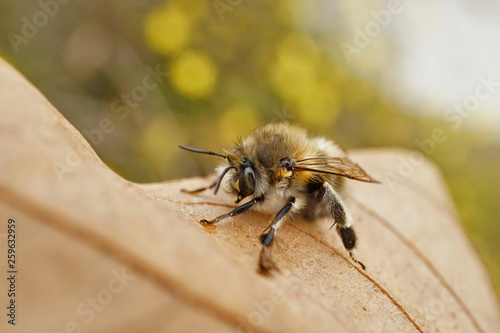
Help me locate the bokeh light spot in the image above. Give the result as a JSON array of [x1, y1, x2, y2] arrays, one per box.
[[170, 50, 218, 99], [144, 5, 191, 55], [218, 104, 259, 145], [270, 33, 320, 103]]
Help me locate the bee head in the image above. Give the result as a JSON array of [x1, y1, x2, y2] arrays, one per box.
[[178, 145, 261, 203]]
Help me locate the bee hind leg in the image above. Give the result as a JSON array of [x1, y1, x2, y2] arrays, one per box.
[[321, 182, 366, 270]]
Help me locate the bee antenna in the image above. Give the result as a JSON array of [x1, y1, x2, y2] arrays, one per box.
[[179, 145, 227, 159], [214, 166, 234, 195]]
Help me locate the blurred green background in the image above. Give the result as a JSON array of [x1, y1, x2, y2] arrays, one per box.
[[1, 0, 499, 299]]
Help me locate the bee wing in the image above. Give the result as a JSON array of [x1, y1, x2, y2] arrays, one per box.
[[294, 157, 379, 183]]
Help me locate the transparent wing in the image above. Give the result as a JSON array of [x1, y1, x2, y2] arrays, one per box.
[[294, 157, 379, 183]]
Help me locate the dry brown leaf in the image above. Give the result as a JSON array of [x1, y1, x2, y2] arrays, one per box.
[[0, 58, 499, 333]]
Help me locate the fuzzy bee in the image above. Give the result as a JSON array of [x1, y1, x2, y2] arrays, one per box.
[[180, 122, 378, 272]]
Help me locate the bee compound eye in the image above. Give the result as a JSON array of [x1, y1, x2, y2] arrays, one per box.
[[238, 167, 256, 198]]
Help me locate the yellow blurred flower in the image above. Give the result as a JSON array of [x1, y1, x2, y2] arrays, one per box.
[[270, 34, 320, 103], [269, 34, 340, 129], [170, 50, 218, 99], [173, 0, 207, 18], [144, 5, 191, 55], [296, 80, 340, 129], [218, 104, 259, 144]]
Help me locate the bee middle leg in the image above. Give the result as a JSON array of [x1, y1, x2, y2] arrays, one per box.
[[260, 198, 295, 246], [258, 197, 295, 273]]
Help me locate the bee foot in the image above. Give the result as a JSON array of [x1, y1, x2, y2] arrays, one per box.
[[199, 219, 215, 225], [350, 251, 366, 270]]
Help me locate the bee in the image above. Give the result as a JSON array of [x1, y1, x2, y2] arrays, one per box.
[[179, 122, 378, 272]]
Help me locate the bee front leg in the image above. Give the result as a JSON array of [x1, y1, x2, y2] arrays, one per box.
[[182, 166, 235, 195], [259, 198, 295, 273], [321, 182, 366, 270], [181, 181, 216, 194], [200, 195, 264, 225]]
